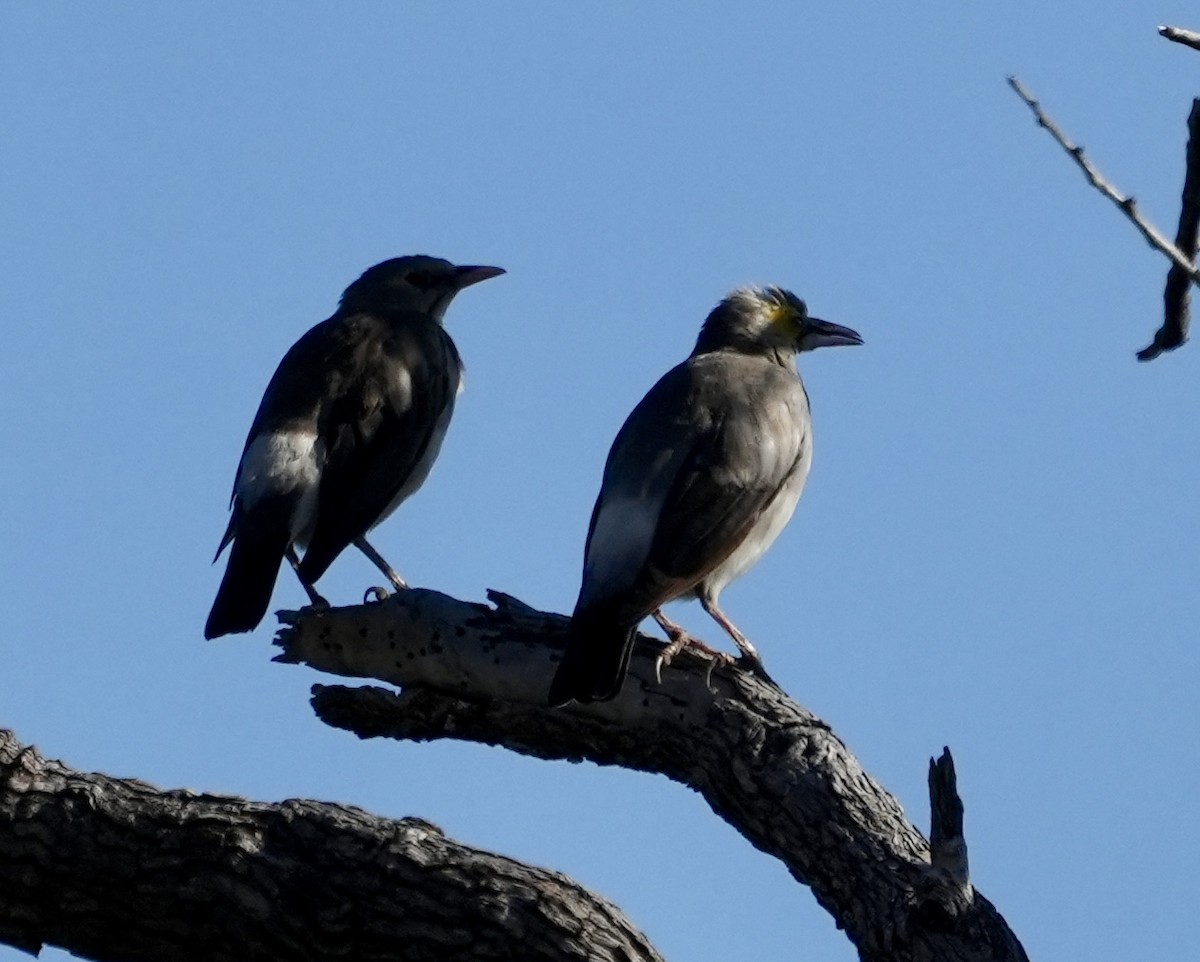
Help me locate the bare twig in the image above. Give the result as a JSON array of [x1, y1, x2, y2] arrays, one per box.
[[1140, 99, 1200, 360], [1159, 25, 1200, 52], [1007, 76, 1200, 288]]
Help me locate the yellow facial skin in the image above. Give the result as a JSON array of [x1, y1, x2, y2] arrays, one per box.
[[766, 297, 806, 338]]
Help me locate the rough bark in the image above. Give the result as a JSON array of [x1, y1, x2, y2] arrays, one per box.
[[0, 728, 662, 962], [0, 585, 1030, 962], [272, 587, 1028, 962]]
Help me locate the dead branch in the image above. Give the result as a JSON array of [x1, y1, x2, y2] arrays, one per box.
[[1140, 99, 1200, 360], [0, 727, 662, 962], [1007, 75, 1200, 286], [1159, 25, 1200, 52], [274, 587, 1029, 962]]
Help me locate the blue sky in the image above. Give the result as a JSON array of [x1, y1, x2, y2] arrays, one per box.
[[2, 4, 1197, 959]]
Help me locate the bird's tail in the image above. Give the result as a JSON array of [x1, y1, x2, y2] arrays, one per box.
[[204, 530, 289, 639], [547, 600, 636, 706]]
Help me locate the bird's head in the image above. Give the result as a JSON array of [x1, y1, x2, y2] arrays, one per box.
[[339, 255, 505, 321], [694, 286, 862, 358]]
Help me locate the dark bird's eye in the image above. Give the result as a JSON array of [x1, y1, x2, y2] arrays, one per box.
[[406, 270, 433, 290]]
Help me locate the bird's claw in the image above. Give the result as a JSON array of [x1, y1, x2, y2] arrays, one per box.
[[737, 652, 777, 687], [697, 650, 735, 689], [304, 596, 331, 614], [653, 639, 733, 689], [364, 586, 390, 604], [654, 636, 688, 685]]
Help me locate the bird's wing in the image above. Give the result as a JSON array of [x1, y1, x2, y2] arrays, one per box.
[[644, 398, 804, 584], [581, 356, 806, 619], [218, 315, 347, 554], [223, 323, 319, 512], [576, 362, 699, 612], [298, 313, 461, 581]]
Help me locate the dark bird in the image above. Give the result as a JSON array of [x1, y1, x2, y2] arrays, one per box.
[[205, 255, 504, 639], [548, 286, 861, 705]]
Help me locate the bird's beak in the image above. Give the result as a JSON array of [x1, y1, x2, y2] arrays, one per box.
[[802, 317, 863, 350], [453, 265, 506, 290]]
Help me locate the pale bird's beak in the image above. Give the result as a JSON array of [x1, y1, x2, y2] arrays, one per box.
[[453, 265, 506, 290], [803, 317, 863, 350]]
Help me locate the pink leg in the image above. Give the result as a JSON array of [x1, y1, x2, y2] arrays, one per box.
[[699, 597, 762, 666], [651, 609, 734, 686]]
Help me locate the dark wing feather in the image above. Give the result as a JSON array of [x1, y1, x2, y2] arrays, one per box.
[[619, 358, 805, 617], [298, 313, 460, 582], [575, 362, 702, 614], [220, 316, 341, 516]]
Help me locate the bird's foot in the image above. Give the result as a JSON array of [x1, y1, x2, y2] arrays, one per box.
[[654, 638, 688, 685], [731, 649, 777, 688], [653, 611, 689, 683], [364, 586, 390, 604], [731, 635, 762, 664], [303, 595, 331, 613], [682, 644, 735, 691], [681, 636, 727, 660], [653, 633, 734, 688]]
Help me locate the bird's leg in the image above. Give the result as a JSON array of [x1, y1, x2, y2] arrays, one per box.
[[651, 609, 733, 687], [353, 536, 408, 592], [286, 547, 329, 610], [652, 610, 691, 682], [653, 608, 689, 644], [699, 597, 765, 670]]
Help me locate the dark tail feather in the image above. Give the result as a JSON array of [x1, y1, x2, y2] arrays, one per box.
[[204, 532, 288, 639], [547, 602, 636, 706]]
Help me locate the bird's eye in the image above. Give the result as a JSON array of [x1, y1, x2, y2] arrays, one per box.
[[406, 270, 432, 290]]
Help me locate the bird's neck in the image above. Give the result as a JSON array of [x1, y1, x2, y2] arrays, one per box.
[[691, 340, 797, 369]]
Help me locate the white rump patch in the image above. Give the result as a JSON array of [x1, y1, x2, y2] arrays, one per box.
[[235, 429, 325, 542], [580, 495, 660, 604]]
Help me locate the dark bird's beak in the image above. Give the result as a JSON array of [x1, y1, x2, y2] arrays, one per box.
[[453, 265, 506, 290], [801, 317, 864, 351]]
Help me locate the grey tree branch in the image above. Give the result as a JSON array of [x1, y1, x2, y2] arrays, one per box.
[[0, 727, 662, 962], [1007, 74, 1200, 359], [1159, 25, 1200, 52], [275, 587, 1029, 962], [1007, 75, 1200, 286]]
